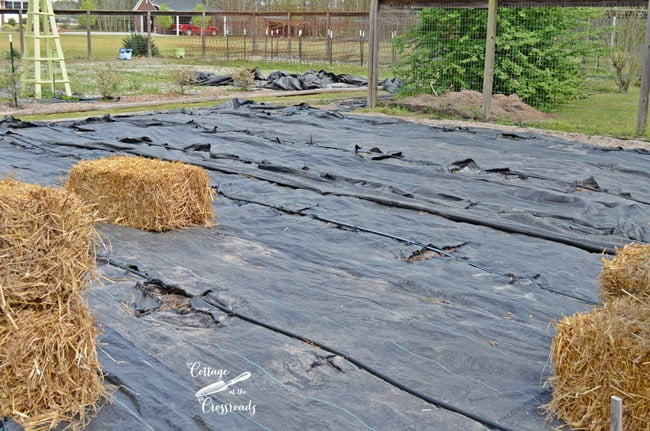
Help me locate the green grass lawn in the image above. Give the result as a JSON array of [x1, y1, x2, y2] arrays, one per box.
[[524, 77, 647, 140]]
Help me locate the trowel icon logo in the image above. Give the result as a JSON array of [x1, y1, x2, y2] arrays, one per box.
[[195, 371, 252, 401], [188, 361, 256, 416]]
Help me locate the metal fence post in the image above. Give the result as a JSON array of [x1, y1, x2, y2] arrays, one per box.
[[9, 34, 17, 107], [610, 395, 623, 431]]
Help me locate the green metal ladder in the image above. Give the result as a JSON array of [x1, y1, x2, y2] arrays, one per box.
[[21, 0, 72, 99]]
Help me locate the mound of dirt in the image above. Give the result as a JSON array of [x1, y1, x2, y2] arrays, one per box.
[[391, 90, 549, 122]]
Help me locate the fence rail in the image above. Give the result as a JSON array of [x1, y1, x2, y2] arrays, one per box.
[[2, 8, 388, 66]]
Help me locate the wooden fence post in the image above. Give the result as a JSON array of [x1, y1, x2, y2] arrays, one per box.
[[367, 0, 379, 108], [146, 10, 152, 58], [287, 12, 292, 59], [253, 12, 257, 54], [325, 11, 331, 59], [18, 8, 24, 56], [201, 11, 206, 59], [481, 0, 498, 120], [635, 0, 650, 135], [86, 10, 92, 61]]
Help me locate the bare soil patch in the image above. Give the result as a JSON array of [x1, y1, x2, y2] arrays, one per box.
[[0, 86, 359, 118], [0, 87, 258, 118], [390, 90, 550, 122], [404, 245, 460, 263]]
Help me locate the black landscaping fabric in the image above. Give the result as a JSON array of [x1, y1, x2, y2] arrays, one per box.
[[0, 101, 648, 431], [194, 69, 401, 92]]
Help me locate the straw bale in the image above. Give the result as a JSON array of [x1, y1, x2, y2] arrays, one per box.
[[0, 178, 97, 311], [544, 296, 650, 431], [0, 178, 105, 431], [66, 155, 215, 232], [0, 299, 104, 431], [599, 243, 650, 301]]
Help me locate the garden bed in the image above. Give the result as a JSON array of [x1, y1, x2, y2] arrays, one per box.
[[1, 102, 648, 431]]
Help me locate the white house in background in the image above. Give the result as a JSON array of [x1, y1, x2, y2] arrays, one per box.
[[1, 0, 28, 26]]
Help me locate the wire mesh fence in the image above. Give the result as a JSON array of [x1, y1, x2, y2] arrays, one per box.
[[0, 10, 376, 66], [383, 2, 647, 110], [161, 12, 373, 65], [2, 4, 648, 111]]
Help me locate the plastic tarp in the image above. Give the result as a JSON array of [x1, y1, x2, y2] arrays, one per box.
[[0, 101, 648, 431], [194, 69, 401, 92]]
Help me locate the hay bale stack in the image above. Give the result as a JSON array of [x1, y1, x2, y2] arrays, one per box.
[[0, 178, 105, 431], [599, 243, 650, 301], [545, 296, 649, 431], [66, 155, 215, 232]]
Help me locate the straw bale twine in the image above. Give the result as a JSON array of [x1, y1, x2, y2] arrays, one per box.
[[0, 178, 105, 431], [599, 243, 650, 301], [66, 155, 215, 232], [545, 296, 650, 431]]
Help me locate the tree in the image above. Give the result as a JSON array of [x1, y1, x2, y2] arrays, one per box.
[[394, 8, 601, 109], [122, 33, 160, 57], [191, 3, 206, 29], [93, 0, 136, 32], [602, 11, 646, 93], [78, 0, 97, 28], [157, 4, 173, 31]]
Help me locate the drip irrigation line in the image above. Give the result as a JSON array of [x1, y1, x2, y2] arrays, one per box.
[[577, 184, 650, 206], [218, 190, 599, 306], [98, 256, 152, 280], [311, 214, 508, 279], [101, 257, 517, 431], [485, 168, 650, 206], [38, 134, 625, 255], [208, 161, 618, 255]]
